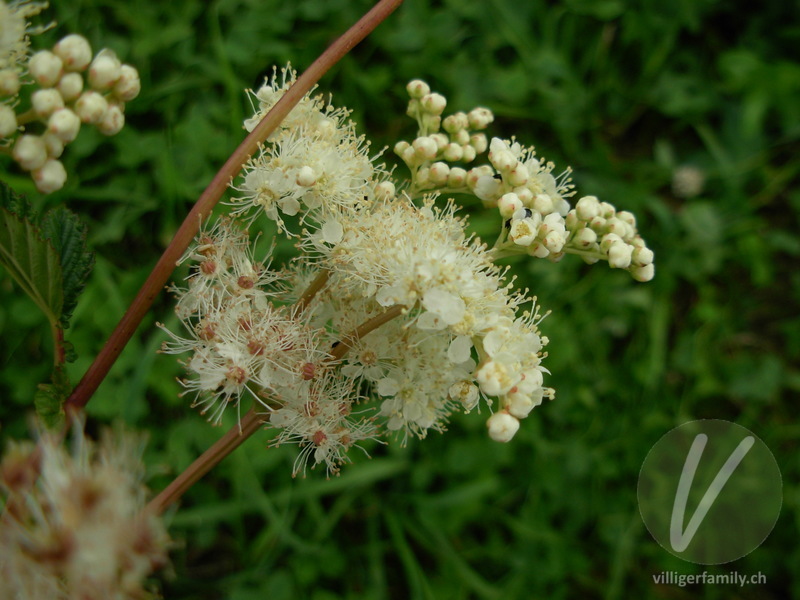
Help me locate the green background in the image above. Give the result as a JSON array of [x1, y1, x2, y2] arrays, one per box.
[[1, 0, 798, 598]]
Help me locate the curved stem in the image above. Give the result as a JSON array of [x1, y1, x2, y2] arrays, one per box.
[[64, 0, 404, 413], [147, 406, 265, 515], [328, 304, 405, 362]]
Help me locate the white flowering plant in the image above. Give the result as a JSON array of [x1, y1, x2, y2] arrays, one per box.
[[0, 1, 657, 597]]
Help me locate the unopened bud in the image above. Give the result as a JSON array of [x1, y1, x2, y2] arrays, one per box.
[[74, 91, 109, 124], [32, 159, 67, 193], [32, 89, 65, 118], [468, 107, 494, 130], [97, 103, 125, 135], [47, 108, 81, 143], [88, 49, 122, 90], [29, 51, 63, 87], [57, 72, 84, 101], [113, 64, 141, 101], [0, 105, 17, 137], [0, 69, 20, 96], [54, 34, 93, 71], [13, 135, 48, 171], [487, 411, 520, 442], [406, 79, 430, 99]]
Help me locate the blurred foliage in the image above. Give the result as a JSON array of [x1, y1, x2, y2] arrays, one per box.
[[1, 0, 799, 598]]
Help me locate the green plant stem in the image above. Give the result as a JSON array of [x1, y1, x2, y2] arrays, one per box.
[[64, 0, 404, 413], [147, 406, 265, 515]]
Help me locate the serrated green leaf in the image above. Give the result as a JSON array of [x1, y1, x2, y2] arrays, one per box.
[[34, 367, 70, 430], [0, 182, 64, 326], [41, 207, 95, 329]]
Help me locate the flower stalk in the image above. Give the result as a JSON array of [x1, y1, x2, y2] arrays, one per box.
[[64, 0, 404, 413]]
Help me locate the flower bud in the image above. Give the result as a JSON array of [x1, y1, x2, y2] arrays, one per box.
[[420, 92, 446, 115], [575, 195, 600, 221], [447, 167, 467, 187], [442, 142, 463, 162], [473, 175, 502, 202], [54, 34, 93, 71], [442, 112, 468, 134], [47, 108, 81, 143], [487, 411, 520, 442], [88, 49, 122, 90], [13, 135, 47, 170], [42, 132, 65, 158], [32, 159, 67, 193], [412, 136, 438, 161], [453, 129, 470, 146], [97, 103, 125, 135], [631, 263, 655, 282], [296, 165, 316, 187], [0, 105, 17, 138], [507, 162, 529, 187], [469, 133, 488, 154], [430, 133, 449, 150], [506, 392, 535, 419], [468, 107, 494, 129], [608, 241, 633, 269], [600, 233, 623, 253], [632, 246, 654, 266], [572, 227, 597, 247], [32, 88, 65, 118], [0, 68, 20, 96], [461, 145, 477, 163], [113, 64, 141, 101], [57, 72, 84, 101], [29, 51, 63, 87], [393, 140, 410, 157], [375, 180, 396, 201], [75, 90, 109, 123], [406, 79, 430, 99], [429, 161, 450, 185], [498, 193, 523, 218], [532, 193, 554, 215]]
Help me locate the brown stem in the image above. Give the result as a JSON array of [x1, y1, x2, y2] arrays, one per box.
[[51, 323, 65, 368], [64, 0, 404, 413], [294, 269, 330, 313], [329, 304, 405, 362], [147, 406, 265, 515]]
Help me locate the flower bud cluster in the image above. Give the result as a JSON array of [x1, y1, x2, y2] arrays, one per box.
[[1, 26, 140, 193], [563, 195, 655, 280], [0, 424, 170, 599], [394, 79, 494, 195]]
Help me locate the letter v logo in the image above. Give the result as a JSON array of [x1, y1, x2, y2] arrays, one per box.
[[669, 433, 755, 552]]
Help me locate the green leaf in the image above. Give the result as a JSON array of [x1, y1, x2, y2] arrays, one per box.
[[41, 207, 95, 329], [0, 182, 64, 325], [34, 367, 70, 430]]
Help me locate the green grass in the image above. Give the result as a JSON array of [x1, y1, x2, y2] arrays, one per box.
[[2, 0, 799, 598]]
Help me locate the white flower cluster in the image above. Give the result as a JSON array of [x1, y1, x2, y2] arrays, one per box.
[[1, 3, 140, 193], [0, 424, 170, 600], [231, 66, 383, 233], [162, 71, 654, 475], [394, 81, 654, 280]]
